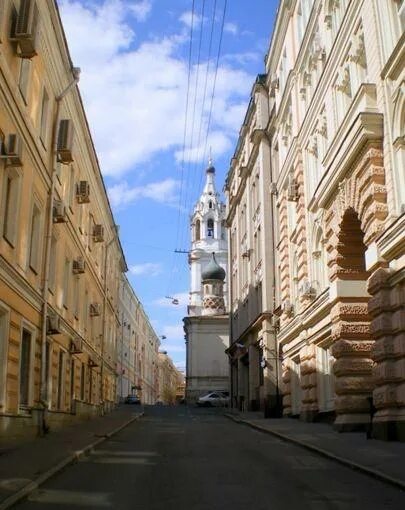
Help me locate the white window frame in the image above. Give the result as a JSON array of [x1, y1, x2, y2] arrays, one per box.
[[0, 303, 10, 409], [18, 321, 37, 412], [1, 167, 22, 248]]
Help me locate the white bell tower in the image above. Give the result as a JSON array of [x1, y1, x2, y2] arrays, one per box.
[[188, 160, 227, 316]]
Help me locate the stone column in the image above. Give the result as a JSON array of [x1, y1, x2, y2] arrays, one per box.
[[331, 297, 374, 431], [300, 344, 318, 421], [369, 267, 405, 441], [282, 359, 292, 416]]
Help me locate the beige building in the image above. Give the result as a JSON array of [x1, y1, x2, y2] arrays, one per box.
[[226, 0, 405, 439], [157, 351, 182, 405], [0, 0, 161, 439], [117, 275, 160, 404]]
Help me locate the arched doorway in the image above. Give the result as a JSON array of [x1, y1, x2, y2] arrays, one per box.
[[330, 207, 374, 431]]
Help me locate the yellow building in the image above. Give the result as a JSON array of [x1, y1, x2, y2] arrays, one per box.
[[0, 0, 127, 438], [157, 351, 182, 405], [117, 274, 160, 404]]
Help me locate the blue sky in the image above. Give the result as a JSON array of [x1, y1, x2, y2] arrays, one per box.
[[58, 0, 277, 369]]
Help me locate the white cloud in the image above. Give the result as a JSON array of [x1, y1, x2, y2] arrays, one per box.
[[179, 10, 204, 29], [224, 22, 238, 35], [107, 178, 179, 208], [59, 0, 253, 177], [129, 0, 152, 22], [129, 263, 162, 276]]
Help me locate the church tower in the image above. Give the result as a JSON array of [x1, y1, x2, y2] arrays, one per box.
[[188, 161, 227, 316]]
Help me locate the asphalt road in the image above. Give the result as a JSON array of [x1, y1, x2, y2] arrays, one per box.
[[16, 406, 405, 510]]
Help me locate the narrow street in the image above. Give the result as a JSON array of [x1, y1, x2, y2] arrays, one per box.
[[15, 407, 405, 510]]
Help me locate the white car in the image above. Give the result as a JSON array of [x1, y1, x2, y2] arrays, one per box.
[[196, 392, 230, 407]]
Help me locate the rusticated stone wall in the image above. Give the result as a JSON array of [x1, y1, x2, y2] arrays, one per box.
[[369, 267, 405, 440], [323, 144, 387, 430], [281, 359, 292, 416], [300, 344, 318, 419]]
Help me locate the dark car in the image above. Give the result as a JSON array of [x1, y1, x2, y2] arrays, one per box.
[[125, 395, 141, 405]]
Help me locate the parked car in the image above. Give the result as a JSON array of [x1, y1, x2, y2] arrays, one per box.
[[125, 394, 141, 405], [196, 392, 230, 407]]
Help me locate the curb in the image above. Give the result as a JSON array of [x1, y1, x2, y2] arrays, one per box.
[[0, 412, 144, 510], [224, 413, 405, 492]]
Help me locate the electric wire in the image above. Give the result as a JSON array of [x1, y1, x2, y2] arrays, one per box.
[[198, 0, 227, 193], [179, 0, 206, 253], [167, 0, 195, 297]]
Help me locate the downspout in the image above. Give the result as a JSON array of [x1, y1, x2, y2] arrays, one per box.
[[100, 233, 117, 413], [39, 67, 80, 433]]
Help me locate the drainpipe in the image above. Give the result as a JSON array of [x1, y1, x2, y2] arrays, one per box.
[[39, 67, 80, 434], [100, 233, 118, 413]]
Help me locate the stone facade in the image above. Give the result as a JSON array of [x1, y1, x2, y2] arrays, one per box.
[[226, 0, 405, 439]]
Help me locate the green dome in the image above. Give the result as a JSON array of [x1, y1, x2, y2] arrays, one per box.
[[202, 253, 225, 281]]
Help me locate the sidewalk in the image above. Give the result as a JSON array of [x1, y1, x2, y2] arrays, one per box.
[[0, 405, 143, 509], [225, 411, 405, 490]]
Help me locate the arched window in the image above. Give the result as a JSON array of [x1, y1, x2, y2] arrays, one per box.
[[312, 226, 328, 292], [392, 86, 405, 212], [195, 220, 201, 241], [207, 219, 214, 238], [209, 201, 213, 209]]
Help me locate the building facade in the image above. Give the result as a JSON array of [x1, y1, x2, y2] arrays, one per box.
[[226, 0, 405, 439], [0, 0, 158, 439], [157, 351, 182, 405]]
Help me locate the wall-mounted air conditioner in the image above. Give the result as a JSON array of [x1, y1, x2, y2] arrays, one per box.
[[0, 134, 23, 167], [76, 181, 90, 204], [89, 303, 101, 317], [287, 176, 299, 202], [47, 313, 61, 334], [52, 199, 67, 223], [10, 0, 38, 59], [70, 337, 83, 354], [72, 257, 86, 274], [93, 224, 104, 242], [57, 119, 74, 164]]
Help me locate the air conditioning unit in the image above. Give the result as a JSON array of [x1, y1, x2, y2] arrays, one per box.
[[300, 281, 317, 299], [10, 0, 38, 59], [270, 182, 278, 195], [88, 357, 99, 368], [70, 337, 83, 354], [46, 313, 61, 335], [0, 134, 23, 167], [89, 303, 101, 317], [57, 119, 74, 164], [72, 257, 86, 274], [93, 224, 104, 242], [282, 300, 294, 317], [241, 248, 251, 259], [287, 176, 299, 202], [52, 199, 67, 223], [76, 181, 90, 204]]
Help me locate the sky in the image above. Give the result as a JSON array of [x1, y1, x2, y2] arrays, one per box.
[[58, 0, 278, 369]]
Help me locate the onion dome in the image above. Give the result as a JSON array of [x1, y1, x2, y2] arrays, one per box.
[[202, 253, 225, 281]]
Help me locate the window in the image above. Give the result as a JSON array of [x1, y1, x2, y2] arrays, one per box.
[[209, 200, 213, 209], [396, 0, 405, 34], [57, 350, 65, 410], [317, 345, 335, 411], [80, 362, 86, 401], [62, 258, 70, 309], [0, 307, 9, 406], [18, 59, 31, 103], [195, 219, 200, 241], [312, 226, 328, 292], [207, 219, 214, 237], [40, 88, 49, 146], [48, 235, 57, 292], [44, 341, 51, 401], [2, 169, 21, 247], [19, 329, 32, 409], [73, 276, 80, 319], [28, 203, 42, 273]]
